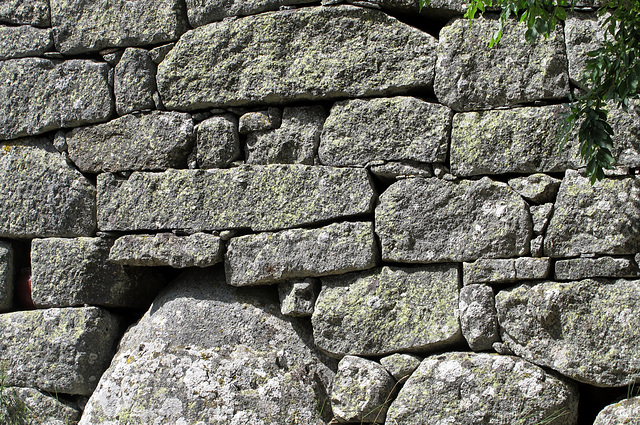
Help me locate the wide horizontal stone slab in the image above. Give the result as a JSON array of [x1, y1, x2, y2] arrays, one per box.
[[0, 241, 13, 312], [0, 139, 96, 238], [0, 25, 52, 61], [185, 0, 316, 27], [555, 257, 639, 280], [496, 279, 640, 386], [225, 221, 377, 286], [319, 96, 451, 166], [98, 164, 375, 232], [157, 5, 437, 110], [0, 307, 122, 395], [312, 265, 462, 357], [463, 257, 551, 285], [0, 0, 50, 26], [376, 177, 531, 263], [67, 111, 194, 173], [0, 387, 81, 425], [0, 58, 113, 140]]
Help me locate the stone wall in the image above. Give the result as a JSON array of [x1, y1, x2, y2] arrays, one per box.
[[1, 0, 639, 424]]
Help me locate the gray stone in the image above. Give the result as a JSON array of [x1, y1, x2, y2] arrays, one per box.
[[508, 173, 562, 203], [98, 164, 375, 232], [239, 108, 282, 134], [531, 235, 545, 257], [331, 356, 395, 423], [79, 267, 333, 425], [114, 48, 157, 115], [67, 111, 194, 173], [185, 0, 316, 27], [225, 221, 377, 286], [496, 279, 640, 387], [312, 265, 461, 357], [531, 204, 554, 235], [376, 177, 531, 263], [609, 100, 640, 169], [278, 279, 319, 317], [0, 58, 113, 141], [435, 18, 569, 111], [0, 0, 50, 27], [31, 237, 165, 309], [0, 241, 13, 312], [379, 0, 467, 17], [51, 0, 188, 54], [451, 106, 581, 176], [379, 353, 421, 381], [319, 96, 451, 166], [593, 396, 640, 425], [544, 170, 640, 257], [459, 284, 499, 351], [157, 6, 437, 110], [246, 106, 326, 165], [386, 352, 578, 425], [555, 257, 639, 280], [0, 26, 52, 61], [0, 139, 96, 238], [0, 307, 122, 395], [149, 43, 175, 64], [195, 114, 241, 168], [565, 12, 606, 84], [0, 387, 81, 425], [109, 233, 223, 268], [369, 161, 433, 179], [463, 257, 551, 285]]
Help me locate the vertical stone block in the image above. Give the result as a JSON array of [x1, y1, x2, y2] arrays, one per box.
[[114, 48, 157, 115], [0, 241, 14, 312]]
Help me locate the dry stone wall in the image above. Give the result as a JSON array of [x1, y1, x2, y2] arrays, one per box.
[[0, 1, 639, 424]]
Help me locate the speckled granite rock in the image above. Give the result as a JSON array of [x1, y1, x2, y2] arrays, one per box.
[[459, 284, 499, 351], [593, 396, 640, 425], [185, 0, 317, 27], [0, 0, 50, 27], [380, 353, 421, 381], [0, 387, 81, 425], [369, 161, 433, 179], [0, 241, 13, 312], [114, 48, 157, 115], [565, 12, 606, 84], [555, 257, 639, 280], [195, 114, 241, 168], [0, 26, 52, 61], [508, 174, 562, 204], [463, 257, 551, 285], [278, 279, 319, 317], [609, 101, 640, 169], [239, 108, 282, 134], [530, 203, 554, 235]]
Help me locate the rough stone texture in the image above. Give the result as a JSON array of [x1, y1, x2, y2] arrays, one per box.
[[312, 265, 461, 357], [109, 233, 223, 268], [496, 279, 640, 387], [157, 6, 437, 110], [376, 177, 531, 263], [195, 114, 241, 168], [463, 258, 551, 285], [0, 58, 113, 141], [331, 356, 395, 424], [451, 106, 581, 176], [114, 47, 157, 115], [0, 307, 122, 395], [459, 284, 499, 351], [79, 267, 334, 425], [565, 12, 606, 84], [508, 173, 562, 204], [380, 0, 467, 17], [531, 235, 545, 257], [0, 26, 52, 61], [0, 241, 13, 312], [0, 139, 96, 238], [593, 396, 640, 425], [0, 0, 50, 27], [98, 164, 375, 232], [149, 43, 175, 64], [609, 100, 640, 169], [369, 161, 433, 179], [386, 352, 579, 425], [278, 279, 319, 317], [319, 96, 451, 166], [379, 353, 421, 381], [435, 18, 569, 111], [531, 204, 554, 235], [51, 0, 188, 54], [555, 257, 639, 280], [545, 171, 640, 257], [239, 108, 282, 134], [246, 106, 326, 165], [67, 111, 194, 173], [0, 387, 81, 425], [185, 0, 317, 27]]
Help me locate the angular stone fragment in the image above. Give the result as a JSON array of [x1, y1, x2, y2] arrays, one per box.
[[369, 161, 433, 179], [0, 241, 13, 312], [246, 106, 326, 165], [331, 356, 395, 424], [67, 111, 194, 173], [565, 12, 606, 84], [109, 233, 223, 268], [531, 204, 554, 235], [319, 97, 451, 167], [379, 0, 467, 18], [496, 279, 640, 386], [157, 6, 437, 109], [435, 18, 569, 111], [0, 307, 122, 395], [51, 0, 188, 54], [380, 353, 421, 381], [279, 279, 319, 317], [463, 257, 551, 285], [459, 284, 499, 351], [114, 47, 157, 115], [376, 177, 531, 263], [195, 114, 241, 168], [555, 257, 639, 280], [593, 396, 640, 425], [226, 221, 377, 286], [0, 387, 81, 425], [0, 58, 113, 140], [79, 268, 333, 425], [0, 139, 96, 238], [185, 0, 316, 27], [149, 43, 175, 64], [386, 352, 579, 425], [0, 0, 50, 27], [98, 165, 375, 232], [312, 265, 461, 357], [0, 26, 52, 61], [531, 235, 545, 257], [239, 108, 282, 134], [545, 171, 640, 257], [508, 173, 562, 204]]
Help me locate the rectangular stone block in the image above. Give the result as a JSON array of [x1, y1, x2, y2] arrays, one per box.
[[555, 257, 639, 280], [0, 241, 14, 312], [0, 0, 50, 27], [0, 25, 52, 61], [0, 387, 80, 424], [463, 257, 551, 285]]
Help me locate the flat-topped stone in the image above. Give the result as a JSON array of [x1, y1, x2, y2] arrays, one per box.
[[0, 26, 52, 61]]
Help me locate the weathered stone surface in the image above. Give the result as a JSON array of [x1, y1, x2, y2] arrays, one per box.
[[149, 43, 175, 64], [496, 279, 640, 386], [593, 396, 640, 425], [0, 26, 52, 61], [0, 0, 50, 27], [157, 6, 437, 110], [114, 48, 156, 115], [186, 0, 317, 27], [459, 284, 499, 351], [531, 204, 554, 235], [246, 106, 326, 165], [79, 267, 333, 425], [312, 265, 461, 357], [609, 100, 640, 168], [463, 257, 551, 285], [379, 0, 467, 17], [386, 352, 579, 425], [0, 307, 122, 395], [0, 139, 96, 238], [435, 18, 569, 111], [555, 257, 639, 280], [331, 356, 395, 424], [531, 235, 545, 257], [319, 96, 451, 167], [369, 161, 433, 179], [379, 353, 421, 381], [0, 241, 13, 312], [565, 12, 606, 84], [51, 0, 188, 54], [239, 108, 282, 134], [0, 387, 81, 425], [67, 111, 194, 173], [0, 58, 113, 140], [508, 173, 562, 203], [279, 279, 319, 317], [195, 114, 241, 168], [376, 177, 531, 263], [545, 171, 640, 257], [98, 164, 375, 232]]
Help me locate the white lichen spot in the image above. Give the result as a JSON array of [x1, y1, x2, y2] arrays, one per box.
[[435, 360, 464, 383]]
